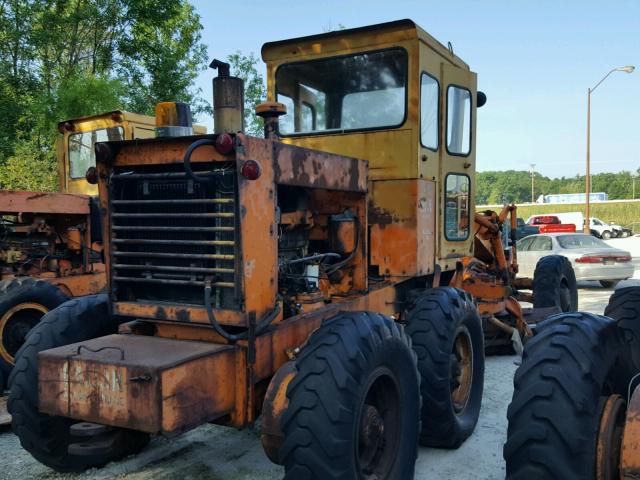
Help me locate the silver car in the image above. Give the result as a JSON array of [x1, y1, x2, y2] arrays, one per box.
[[517, 233, 634, 288]]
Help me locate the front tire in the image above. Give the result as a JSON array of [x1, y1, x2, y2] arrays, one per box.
[[504, 312, 626, 479], [405, 287, 484, 448], [602, 230, 612, 240], [0, 279, 68, 379], [532, 255, 577, 312], [605, 287, 640, 374], [279, 311, 420, 480], [8, 295, 149, 472]]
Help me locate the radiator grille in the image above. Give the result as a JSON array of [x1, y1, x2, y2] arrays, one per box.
[[109, 163, 239, 309]]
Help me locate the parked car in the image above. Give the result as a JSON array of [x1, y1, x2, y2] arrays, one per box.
[[525, 214, 577, 234], [517, 233, 634, 288], [589, 217, 618, 239]]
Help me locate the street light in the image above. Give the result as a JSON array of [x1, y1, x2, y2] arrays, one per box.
[[584, 65, 635, 233]]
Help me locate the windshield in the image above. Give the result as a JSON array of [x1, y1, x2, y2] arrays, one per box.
[[68, 127, 124, 178], [557, 234, 611, 249], [275, 48, 407, 135]]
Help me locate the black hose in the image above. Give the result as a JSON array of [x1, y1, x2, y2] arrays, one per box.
[[183, 138, 217, 183], [204, 280, 280, 341]]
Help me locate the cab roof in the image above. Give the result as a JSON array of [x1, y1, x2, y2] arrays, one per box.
[[261, 19, 470, 70]]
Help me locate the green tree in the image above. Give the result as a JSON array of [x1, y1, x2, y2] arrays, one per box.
[[0, 0, 210, 190], [227, 51, 266, 137]]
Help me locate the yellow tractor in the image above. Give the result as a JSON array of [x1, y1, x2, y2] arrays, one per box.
[[9, 20, 574, 478], [0, 111, 155, 392]]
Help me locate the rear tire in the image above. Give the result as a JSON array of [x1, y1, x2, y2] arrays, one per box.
[[600, 280, 620, 289], [504, 312, 626, 479], [0, 279, 68, 379], [405, 287, 484, 448], [8, 294, 149, 472], [279, 311, 420, 480], [532, 255, 577, 312]]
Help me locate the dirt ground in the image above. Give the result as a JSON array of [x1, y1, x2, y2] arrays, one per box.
[[0, 236, 638, 480]]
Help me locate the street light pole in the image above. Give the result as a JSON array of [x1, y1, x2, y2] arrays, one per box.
[[584, 65, 635, 233], [585, 88, 591, 232]]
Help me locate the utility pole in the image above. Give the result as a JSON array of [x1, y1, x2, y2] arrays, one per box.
[[529, 164, 536, 204]]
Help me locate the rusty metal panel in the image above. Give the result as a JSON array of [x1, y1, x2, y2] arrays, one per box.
[[0, 190, 90, 215], [235, 135, 279, 319], [39, 334, 236, 435], [370, 179, 435, 277], [273, 142, 368, 192]]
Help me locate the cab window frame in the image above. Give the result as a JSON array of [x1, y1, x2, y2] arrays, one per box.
[[445, 83, 472, 157], [443, 172, 471, 242], [420, 71, 440, 151], [67, 126, 124, 179], [275, 47, 409, 137]]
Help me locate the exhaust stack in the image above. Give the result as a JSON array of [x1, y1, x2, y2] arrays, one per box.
[[211, 59, 244, 134]]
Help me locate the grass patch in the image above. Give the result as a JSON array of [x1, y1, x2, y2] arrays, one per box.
[[477, 200, 640, 231]]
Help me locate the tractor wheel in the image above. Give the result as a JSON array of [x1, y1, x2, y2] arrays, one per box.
[[600, 280, 620, 289], [8, 294, 149, 472], [279, 311, 420, 480], [504, 312, 627, 479], [605, 286, 640, 374], [0, 279, 68, 379], [532, 255, 577, 312], [405, 287, 484, 448]]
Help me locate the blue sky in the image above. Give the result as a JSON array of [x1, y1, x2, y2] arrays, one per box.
[[190, 0, 639, 178]]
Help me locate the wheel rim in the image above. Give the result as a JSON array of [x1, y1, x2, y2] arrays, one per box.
[[357, 366, 401, 479], [450, 326, 473, 414], [596, 394, 625, 480], [0, 302, 48, 364]]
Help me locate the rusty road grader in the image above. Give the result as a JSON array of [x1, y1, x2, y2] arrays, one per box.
[[0, 111, 157, 394], [8, 20, 576, 478]]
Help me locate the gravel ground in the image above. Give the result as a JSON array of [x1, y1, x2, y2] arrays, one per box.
[[1, 236, 638, 480]]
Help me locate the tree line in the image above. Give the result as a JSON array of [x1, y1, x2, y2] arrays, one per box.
[[477, 170, 640, 205], [0, 0, 214, 191]]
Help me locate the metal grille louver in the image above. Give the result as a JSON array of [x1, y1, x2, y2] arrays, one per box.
[[108, 163, 239, 309]]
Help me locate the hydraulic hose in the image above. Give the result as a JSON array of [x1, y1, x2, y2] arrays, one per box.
[[204, 280, 280, 342], [183, 138, 217, 183]]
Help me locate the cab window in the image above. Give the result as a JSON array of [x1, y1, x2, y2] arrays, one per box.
[[68, 127, 124, 178], [444, 174, 470, 241], [276, 48, 407, 135], [446, 85, 471, 155], [420, 73, 439, 150]]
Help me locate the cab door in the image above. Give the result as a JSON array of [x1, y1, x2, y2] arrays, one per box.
[[438, 63, 477, 270]]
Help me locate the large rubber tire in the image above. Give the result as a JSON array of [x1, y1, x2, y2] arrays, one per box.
[[8, 294, 149, 472], [405, 287, 484, 448], [0, 278, 68, 378], [504, 312, 626, 479], [279, 311, 420, 480], [605, 286, 640, 374], [532, 255, 578, 312]]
